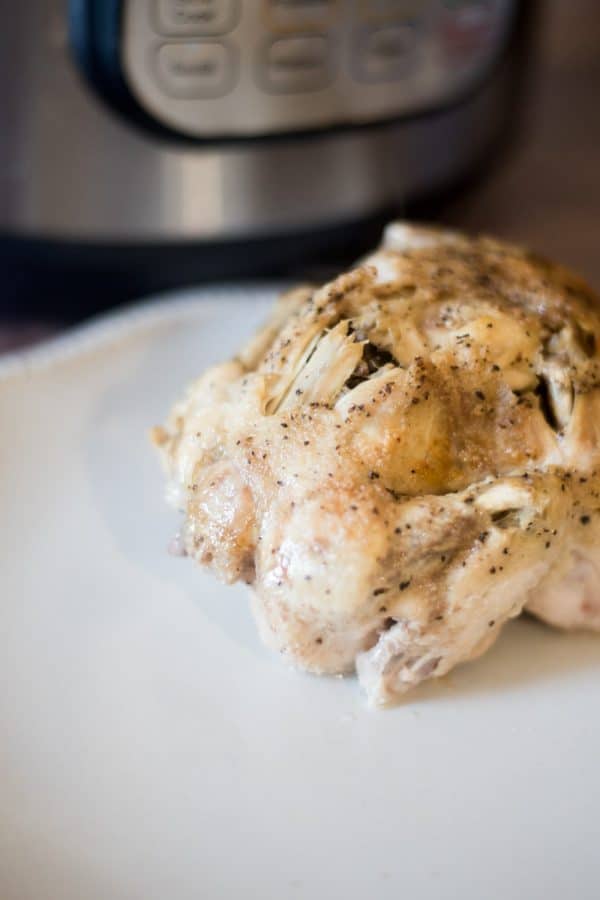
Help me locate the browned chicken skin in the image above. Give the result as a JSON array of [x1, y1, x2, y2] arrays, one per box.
[[153, 224, 600, 705]]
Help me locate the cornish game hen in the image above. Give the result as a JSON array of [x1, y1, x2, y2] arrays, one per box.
[[153, 224, 600, 704]]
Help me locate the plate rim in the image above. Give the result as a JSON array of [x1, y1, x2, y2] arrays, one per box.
[[0, 281, 288, 382]]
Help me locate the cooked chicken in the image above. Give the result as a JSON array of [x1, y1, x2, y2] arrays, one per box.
[[153, 223, 600, 705]]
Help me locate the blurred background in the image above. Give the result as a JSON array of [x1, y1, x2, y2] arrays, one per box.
[[0, 0, 598, 351]]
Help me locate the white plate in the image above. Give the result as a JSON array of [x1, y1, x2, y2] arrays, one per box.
[[1, 286, 599, 900]]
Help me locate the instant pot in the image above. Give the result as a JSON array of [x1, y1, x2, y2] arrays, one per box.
[[0, 1, 532, 315]]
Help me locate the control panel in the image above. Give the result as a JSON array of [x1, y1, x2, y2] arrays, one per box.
[[121, 0, 517, 138]]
